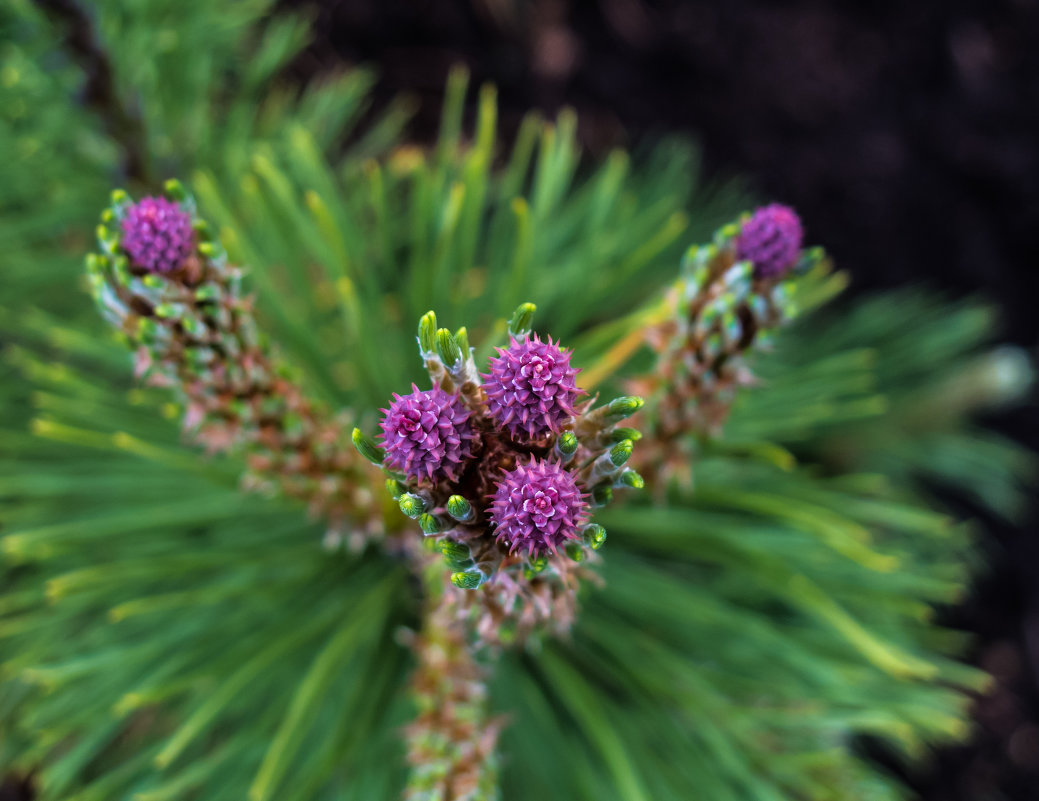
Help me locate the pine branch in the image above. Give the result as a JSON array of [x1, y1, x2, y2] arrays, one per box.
[[404, 558, 503, 801], [88, 183, 382, 542]]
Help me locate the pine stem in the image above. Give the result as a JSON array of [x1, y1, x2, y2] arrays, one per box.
[[404, 559, 502, 801]]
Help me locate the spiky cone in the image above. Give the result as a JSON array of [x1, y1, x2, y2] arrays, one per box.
[[88, 184, 383, 543], [361, 309, 640, 650], [630, 207, 818, 484], [405, 561, 504, 801]]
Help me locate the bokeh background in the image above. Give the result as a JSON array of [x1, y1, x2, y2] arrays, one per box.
[[273, 1, 1039, 798]]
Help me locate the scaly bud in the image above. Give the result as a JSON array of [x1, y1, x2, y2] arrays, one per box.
[[606, 396, 644, 422], [399, 493, 428, 519], [616, 469, 644, 490], [419, 513, 447, 536], [446, 495, 475, 523], [564, 541, 586, 562], [451, 570, 485, 590], [440, 539, 472, 563], [582, 524, 607, 550], [163, 178, 188, 201], [527, 554, 549, 574], [436, 328, 462, 367], [418, 311, 438, 356], [609, 439, 633, 468], [454, 327, 470, 357], [351, 428, 385, 465], [591, 485, 613, 507], [508, 302, 536, 338], [385, 478, 406, 499], [555, 431, 579, 464], [610, 427, 642, 443]]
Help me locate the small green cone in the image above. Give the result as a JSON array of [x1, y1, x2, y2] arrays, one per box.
[[564, 541, 586, 562]]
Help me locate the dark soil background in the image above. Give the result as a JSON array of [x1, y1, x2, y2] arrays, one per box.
[[276, 1, 1039, 799]]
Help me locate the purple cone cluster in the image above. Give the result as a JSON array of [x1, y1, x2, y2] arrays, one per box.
[[736, 203, 803, 279], [488, 459, 588, 557], [380, 385, 475, 482], [483, 334, 582, 441], [120, 196, 195, 274], [378, 332, 597, 560]]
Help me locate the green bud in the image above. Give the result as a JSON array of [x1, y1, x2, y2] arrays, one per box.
[[418, 311, 437, 355], [793, 245, 826, 275], [398, 493, 427, 519], [153, 303, 179, 320], [582, 524, 607, 550], [508, 302, 536, 338], [440, 539, 472, 562], [351, 428, 385, 465], [592, 485, 613, 507], [446, 495, 475, 523], [610, 427, 642, 443], [564, 542, 586, 562], [198, 241, 219, 258], [555, 431, 579, 462], [715, 221, 740, 246], [616, 469, 644, 490], [451, 570, 484, 590], [435, 328, 462, 366], [606, 396, 644, 421], [454, 326, 470, 357], [418, 513, 447, 536], [192, 219, 212, 241], [609, 439, 633, 468], [110, 188, 130, 206], [194, 284, 220, 303], [385, 478, 406, 499], [527, 554, 549, 574], [163, 178, 187, 201]]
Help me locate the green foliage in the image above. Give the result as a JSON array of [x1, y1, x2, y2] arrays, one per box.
[[0, 2, 1032, 801]]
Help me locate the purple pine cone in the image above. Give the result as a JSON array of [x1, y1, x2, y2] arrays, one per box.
[[120, 197, 194, 274], [380, 385, 475, 483], [736, 203, 803, 279], [488, 459, 588, 557], [483, 334, 582, 441]]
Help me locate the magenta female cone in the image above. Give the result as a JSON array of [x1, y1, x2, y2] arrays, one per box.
[[120, 196, 194, 273], [736, 203, 803, 279], [482, 334, 582, 441], [488, 458, 588, 557], [379, 385, 476, 482]]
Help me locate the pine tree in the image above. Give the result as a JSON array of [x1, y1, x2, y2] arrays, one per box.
[[0, 3, 1033, 800]]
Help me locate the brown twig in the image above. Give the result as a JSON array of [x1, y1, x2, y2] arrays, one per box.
[[34, 0, 151, 184]]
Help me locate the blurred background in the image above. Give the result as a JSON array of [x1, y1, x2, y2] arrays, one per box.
[[272, 1, 1039, 798]]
